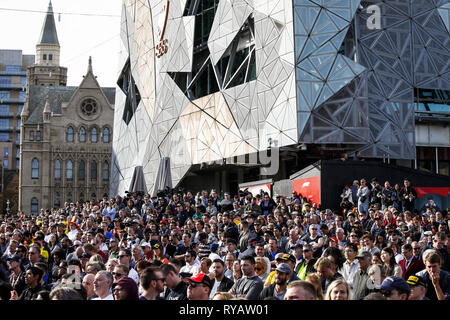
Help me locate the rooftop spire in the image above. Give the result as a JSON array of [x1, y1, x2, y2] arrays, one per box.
[[38, 0, 59, 45], [87, 56, 93, 74]]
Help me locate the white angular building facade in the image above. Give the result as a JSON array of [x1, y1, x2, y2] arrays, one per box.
[[111, 0, 450, 196]]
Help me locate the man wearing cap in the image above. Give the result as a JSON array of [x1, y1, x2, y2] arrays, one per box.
[[7, 255, 26, 296], [187, 273, 212, 300], [295, 243, 317, 280], [238, 236, 259, 259], [380, 276, 411, 300], [259, 263, 291, 300], [352, 250, 372, 300], [407, 275, 429, 300], [229, 255, 264, 300]]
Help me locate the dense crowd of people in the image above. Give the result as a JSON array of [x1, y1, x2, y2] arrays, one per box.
[[0, 177, 449, 301]]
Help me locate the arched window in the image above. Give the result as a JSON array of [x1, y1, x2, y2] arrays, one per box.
[[54, 159, 61, 179], [67, 160, 73, 179], [31, 158, 39, 179], [91, 161, 97, 180], [102, 161, 109, 181], [78, 160, 85, 180], [79, 127, 86, 142], [67, 126, 74, 142], [31, 198, 38, 215], [103, 127, 110, 143], [91, 127, 98, 143]]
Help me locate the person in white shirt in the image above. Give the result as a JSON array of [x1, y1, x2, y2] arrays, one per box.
[[341, 243, 359, 289], [180, 249, 200, 276], [93, 271, 114, 300], [118, 249, 140, 284]]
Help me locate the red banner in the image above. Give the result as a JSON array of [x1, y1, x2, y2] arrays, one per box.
[[415, 187, 450, 198], [293, 176, 321, 205]]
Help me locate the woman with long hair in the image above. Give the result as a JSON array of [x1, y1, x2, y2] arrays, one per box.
[[232, 259, 242, 282], [254, 257, 270, 282], [380, 247, 402, 277], [374, 233, 387, 250]]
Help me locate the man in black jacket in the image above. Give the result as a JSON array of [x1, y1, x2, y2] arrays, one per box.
[[259, 263, 291, 300], [161, 263, 188, 300], [210, 259, 234, 298]]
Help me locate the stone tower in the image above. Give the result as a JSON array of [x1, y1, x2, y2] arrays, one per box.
[[27, 1, 67, 86]]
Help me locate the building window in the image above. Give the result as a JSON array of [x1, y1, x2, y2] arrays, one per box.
[[67, 160, 73, 179], [0, 77, 11, 85], [79, 127, 86, 142], [0, 118, 9, 129], [17, 119, 21, 128], [18, 105, 23, 115], [102, 161, 109, 181], [16, 159, 19, 169], [36, 130, 41, 141], [55, 159, 61, 179], [102, 127, 110, 143], [0, 91, 10, 101], [16, 148, 19, 158], [80, 99, 97, 116], [0, 133, 9, 142], [18, 92, 26, 101], [31, 158, 39, 179], [49, 54, 53, 61], [31, 198, 38, 215], [0, 105, 10, 115], [91, 161, 97, 180], [91, 127, 98, 143], [5, 65, 21, 72], [29, 130, 34, 141], [79, 160, 85, 180], [16, 133, 20, 144], [43, 54, 47, 60], [3, 159, 8, 169], [67, 126, 74, 142], [80, 193, 84, 202], [3, 147, 8, 157]]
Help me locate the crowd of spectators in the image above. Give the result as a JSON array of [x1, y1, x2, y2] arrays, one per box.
[[0, 177, 449, 301]]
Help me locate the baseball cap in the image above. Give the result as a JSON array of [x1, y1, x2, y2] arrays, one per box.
[[328, 237, 338, 243], [355, 250, 372, 260], [424, 231, 433, 236], [277, 253, 296, 264], [407, 275, 427, 288], [153, 243, 161, 250], [73, 240, 82, 246], [81, 252, 91, 259], [140, 242, 151, 248], [380, 276, 411, 294], [187, 273, 212, 289], [275, 263, 292, 274]]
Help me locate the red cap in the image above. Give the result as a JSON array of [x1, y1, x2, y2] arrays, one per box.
[[187, 273, 212, 288], [328, 237, 338, 243]]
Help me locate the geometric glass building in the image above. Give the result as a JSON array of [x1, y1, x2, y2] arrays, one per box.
[[112, 0, 450, 196]]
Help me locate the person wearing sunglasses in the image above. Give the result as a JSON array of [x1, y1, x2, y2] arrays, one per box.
[[138, 266, 165, 300], [112, 276, 139, 300], [379, 276, 410, 300], [295, 244, 317, 280], [187, 273, 212, 300]]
